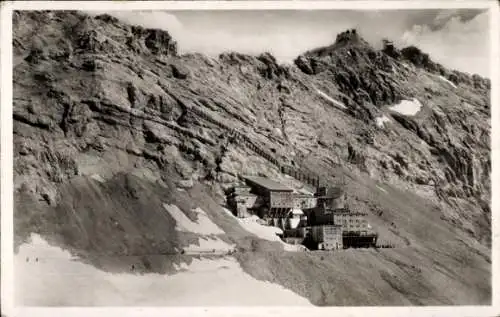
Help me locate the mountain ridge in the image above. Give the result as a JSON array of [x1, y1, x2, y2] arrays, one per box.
[[13, 10, 491, 306]]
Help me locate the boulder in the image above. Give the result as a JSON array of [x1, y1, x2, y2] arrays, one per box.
[[171, 63, 190, 79]]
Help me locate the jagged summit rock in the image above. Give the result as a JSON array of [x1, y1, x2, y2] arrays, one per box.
[[294, 29, 402, 111], [300, 28, 374, 60], [333, 28, 372, 49]]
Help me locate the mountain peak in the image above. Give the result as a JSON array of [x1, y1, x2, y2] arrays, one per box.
[[335, 29, 361, 44], [333, 28, 372, 49], [301, 28, 374, 60]]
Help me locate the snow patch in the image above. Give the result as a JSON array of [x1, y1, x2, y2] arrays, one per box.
[[239, 216, 283, 242], [375, 115, 391, 128], [316, 89, 347, 109], [90, 174, 106, 183], [437, 75, 458, 88], [298, 188, 314, 195], [391, 65, 398, 74], [388, 98, 423, 116], [163, 204, 225, 235], [238, 216, 305, 252], [173, 262, 189, 270], [284, 244, 308, 252], [291, 208, 304, 215], [16, 234, 312, 306], [401, 63, 410, 69], [221, 209, 305, 252], [376, 185, 388, 193]]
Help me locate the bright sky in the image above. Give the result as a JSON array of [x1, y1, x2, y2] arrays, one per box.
[[103, 9, 490, 77]]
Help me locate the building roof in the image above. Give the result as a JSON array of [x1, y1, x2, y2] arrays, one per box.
[[233, 185, 251, 189], [243, 176, 293, 192], [294, 194, 316, 198], [316, 187, 343, 198], [231, 185, 251, 192], [235, 193, 258, 197]]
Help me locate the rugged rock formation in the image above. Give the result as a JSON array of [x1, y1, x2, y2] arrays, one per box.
[[292, 30, 491, 246], [13, 11, 491, 306]]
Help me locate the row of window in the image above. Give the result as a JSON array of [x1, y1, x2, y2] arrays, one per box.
[[324, 228, 341, 234], [339, 219, 367, 224], [335, 216, 366, 221], [344, 224, 367, 229]]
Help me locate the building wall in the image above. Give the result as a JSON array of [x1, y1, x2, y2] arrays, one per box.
[[233, 186, 251, 195], [236, 205, 251, 218], [314, 213, 334, 225], [331, 194, 346, 209], [311, 226, 324, 243], [333, 213, 368, 233], [317, 193, 345, 211], [245, 183, 269, 198], [288, 217, 301, 229], [270, 217, 287, 230], [235, 194, 259, 208], [312, 225, 343, 250], [293, 196, 317, 209], [283, 228, 303, 238], [343, 234, 378, 248], [316, 186, 343, 198], [323, 225, 343, 245], [270, 191, 295, 208], [316, 187, 327, 196], [320, 197, 335, 211], [283, 237, 304, 245], [298, 226, 311, 238]]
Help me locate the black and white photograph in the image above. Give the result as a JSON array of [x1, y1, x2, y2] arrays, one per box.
[[2, 0, 499, 314]]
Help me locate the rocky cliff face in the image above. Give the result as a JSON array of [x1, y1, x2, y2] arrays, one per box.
[[13, 11, 491, 305], [294, 29, 491, 246]]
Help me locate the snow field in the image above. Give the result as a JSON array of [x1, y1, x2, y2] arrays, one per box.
[[15, 234, 312, 306]]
